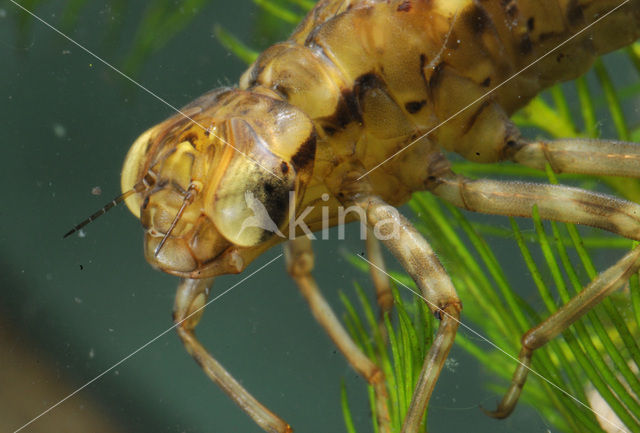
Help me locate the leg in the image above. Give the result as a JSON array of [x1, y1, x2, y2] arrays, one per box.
[[485, 246, 640, 417], [283, 237, 391, 432], [351, 194, 462, 433], [366, 229, 393, 336], [508, 137, 640, 178], [174, 278, 292, 433], [430, 172, 640, 415], [431, 172, 640, 241]]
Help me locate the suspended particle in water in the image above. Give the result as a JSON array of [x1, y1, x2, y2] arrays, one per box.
[[52, 123, 66, 138]]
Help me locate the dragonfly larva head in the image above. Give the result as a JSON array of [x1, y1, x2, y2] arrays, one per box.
[[121, 89, 316, 278]]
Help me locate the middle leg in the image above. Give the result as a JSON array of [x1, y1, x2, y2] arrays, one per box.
[[366, 229, 393, 339], [351, 194, 462, 433], [284, 237, 391, 432]]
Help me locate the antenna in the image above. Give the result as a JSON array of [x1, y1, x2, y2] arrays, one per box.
[[63, 184, 144, 239], [154, 185, 197, 257]]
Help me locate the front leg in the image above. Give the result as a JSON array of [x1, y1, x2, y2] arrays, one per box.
[[174, 278, 292, 433], [351, 194, 462, 433]]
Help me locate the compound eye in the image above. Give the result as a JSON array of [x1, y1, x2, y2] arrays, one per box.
[[210, 119, 295, 247], [121, 128, 156, 218]]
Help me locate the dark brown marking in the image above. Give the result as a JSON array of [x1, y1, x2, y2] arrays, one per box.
[[354, 73, 384, 94], [463, 100, 491, 135], [465, 3, 492, 34], [322, 125, 337, 136], [342, 88, 363, 125], [527, 17, 535, 31], [273, 83, 290, 99], [500, 123, 525, 159], [502, 0, 518, 20], [183, 132, 198, 147], [280, 161, 289, 174], [566, 0, 585, 27], [303, 18, 327, 47], [261, 181, 291, 241], [246, 63, 264, 87], [353, 73, 390, 120], [405, 100, 426, 114], [328, 91, 357, 130], [519, 34, 533, 55], [428, 62, 446, 90], [575, 199, 620, 228], [143, 173, 157, 188], [397, 0, 411, 12], [264, 182, 275, 194], [291, 133, 317, 171], [326, 73, 385, 131], [481, 77, 491, 87], [418, 53, 429, 86], [144, 137, 154, 153]]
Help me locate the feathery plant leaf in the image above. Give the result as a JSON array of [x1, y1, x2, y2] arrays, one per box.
[[214, 25, 259, 65], [341, 380, 359, 433]]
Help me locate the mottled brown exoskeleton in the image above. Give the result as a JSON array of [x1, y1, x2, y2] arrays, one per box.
[[67, 0, 640, 431]]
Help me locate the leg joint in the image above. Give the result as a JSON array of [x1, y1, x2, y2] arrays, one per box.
[[434, 300, 462, 320]]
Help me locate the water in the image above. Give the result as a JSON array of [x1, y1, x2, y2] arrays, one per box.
[[2, 2, 637, 433]]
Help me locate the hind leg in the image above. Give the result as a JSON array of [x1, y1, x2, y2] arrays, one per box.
[[431, 171, 640, 416], [349, 194, 461, 433], [508, 137, 640, 178], [484, 245, 640, 417]]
